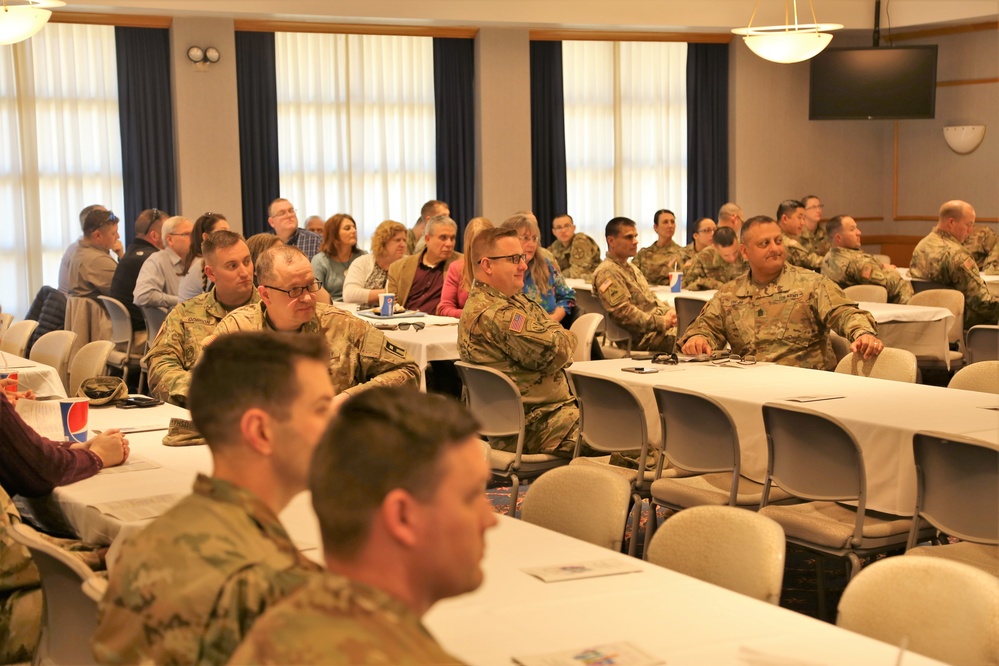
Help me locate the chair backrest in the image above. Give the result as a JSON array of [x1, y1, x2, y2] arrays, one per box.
[[569, 312, 604, 362], [567, 370, 651, 474], [673, 296, 707, 339], [601, 315, 633, 353], [910, 431, 998, 546], [843, 284, 888, 303], [646, 506, 786, 605], [28, 330, 78, 392], [572, 289, 605, 318], [829, 332, 852, 362], [909, 289, 964, 344], [1, 319, 39, 356], [837, 556, 999, 666], [834, 348, 917, 383], [454, 361, 525, 452], [141, 306, 169, 347], [8, 522, 102, 666], [0, 312, 13, 337], [68, 340, 115, 396], [520, 466, 631, 551], [910, 277, 950, 293], [654, 386, 741, 481], [946, 361, 999, 394], [872, 253, 891, 266], [966, 324, 999, 363], [96, 295, 134, 351]]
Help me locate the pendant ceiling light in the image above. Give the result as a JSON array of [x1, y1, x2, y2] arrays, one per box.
[[0, 0, 65, 46], [732, 0, 842, 64]]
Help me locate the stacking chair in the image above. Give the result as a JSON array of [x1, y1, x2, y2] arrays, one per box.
[[646, 506, 786, 605], [828, 332, 852, 363], [906, 431, 998, 576], [28, 330, 78, 393], [520, 466, 631, 551], [8, 522, 103, 666], [454, 361, 568, 516], [0, 312, 13, 337], [1, 319, 39, 357], [909, 289, 965, 370], [946, 361, 999, 394], [98, 296, 140, 385], [833, 348, 917, 383], [837, 557, 999, 666], [909, 277, 949, 293], [601, 315, 640, 358], [569, 312, 604, 362], [758, 403, 934, 620], [68, 340, 115, 396], [842, 284, 888, 303], [673, 296, 706, 339], [138, 306, 169, 393], [965, 324, 999, 363], [572, 288, 605, 318]]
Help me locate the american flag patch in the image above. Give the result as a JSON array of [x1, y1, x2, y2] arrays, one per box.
[[510, 313, 526, 332]]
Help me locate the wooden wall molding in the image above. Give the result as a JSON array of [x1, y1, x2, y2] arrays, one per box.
[[938, 78, 999, 87], [51, 12, 172, 28], [233, 20, 477, 38], [530, 30, 732, 43], [890, 21, 998, 41]]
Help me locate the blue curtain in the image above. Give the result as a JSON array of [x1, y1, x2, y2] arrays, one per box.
[[529, 41, 567, 248], [235, 31, 280, 236], [685, 43, 729, 243], [433, 38, 476, 244], [115, 27, 176, 244]]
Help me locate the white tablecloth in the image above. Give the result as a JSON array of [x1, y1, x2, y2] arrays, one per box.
[[0, 351, 68, 397], [424, 516, 947, 666], [898, 266, 999, 297], [569, 359, 999, 516]]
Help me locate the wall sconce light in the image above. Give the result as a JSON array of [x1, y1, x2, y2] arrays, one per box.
[[187, 46, 220, 72], [0, 0, 65, 45], [943, 125, 986, 155]]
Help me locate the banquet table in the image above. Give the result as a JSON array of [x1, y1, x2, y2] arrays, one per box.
[[568, 359, 999, 516], [897, 266, 999, 297], [424, 516, 947, 666], [0, 351, 68, 398]]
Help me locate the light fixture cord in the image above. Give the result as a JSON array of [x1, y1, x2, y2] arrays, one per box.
[[807, 0, 822, 33], [747, 0, 762, 30]]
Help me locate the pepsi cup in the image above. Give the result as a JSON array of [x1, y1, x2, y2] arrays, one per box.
[[669, 271, 683, 293], [60, 398, 89, 443], [379, 293, 395, 317], [0, 371, 17, 392]]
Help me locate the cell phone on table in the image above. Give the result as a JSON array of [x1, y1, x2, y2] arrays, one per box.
[[118, 396, 162, 409], [622, 367, 659, 374]]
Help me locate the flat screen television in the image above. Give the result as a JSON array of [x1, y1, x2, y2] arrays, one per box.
[[809, 46, 938, 120]]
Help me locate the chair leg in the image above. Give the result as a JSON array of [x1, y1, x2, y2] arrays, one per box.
[[626, 494, 642, 557], [642, 501, 660, 561], [508, 474, 521, 517], [846, 552, 862, 580]]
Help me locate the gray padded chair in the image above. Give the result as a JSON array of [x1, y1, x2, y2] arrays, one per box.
[[68, 340, 115, 396], [521, 465, 631, 551], [1, 319, 39, 357], [28, 330, 78, 393], [909, 289, 965, 370], [673, 296, 706, 340], [98, 295, 140, 384], [842, 284, 888, 303], [646, 506, 786, 605], [834, 348, 917, 383], [965, 324, 999, 363], [0, 312, 13, 337], [569, 312, 604, 362], [138, 306, 170, 394], [946, 361, 999, 394], [909, 277, 950, 293], [454, 361, 568, 516]]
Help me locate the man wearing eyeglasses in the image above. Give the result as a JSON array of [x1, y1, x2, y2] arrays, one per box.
[[134, 215, 194, 309], [800, 195, 831, 256], [459, 227, 580, 457], [547, 214, 601, 281], [68, 208, 123, 299], [777, 199, 824, 272], [209, 245, 419, 406], [267, 198, 322, 260], [593, 217, 679, 353], [111, 208, 168, 332]]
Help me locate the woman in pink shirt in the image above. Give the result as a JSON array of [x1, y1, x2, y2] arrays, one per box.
[[437, 217, 493, 318]]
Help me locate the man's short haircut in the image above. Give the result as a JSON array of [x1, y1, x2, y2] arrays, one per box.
[[605, 216, 637, 240], [161, 216, 191, 238], [653, 209, 674, 226], [426, 214, 457, 238], [741, 215, 778, 242], [938, 200, 967, 223], [82, 209, 117, 236], [255, 244, 309, 285], [713, 226, 737, 248], [421, 199, 448, 220], [202, 230, 247, 266], [310, 386, 479, 557], [79, 204, 105, 230], [189, 331, 328, 450], [553, 213, 573, 225], [776, 199, 805, 221], [133, 208, 166, 236], [471, 227, 518, 266], [826, 215, 848, 238], [267, 197, 290, 218], [370, 220, 407, 257], [717, 203, 741, 223]]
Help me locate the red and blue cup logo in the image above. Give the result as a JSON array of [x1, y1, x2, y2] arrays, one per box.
[[61, 399, 89, 443]]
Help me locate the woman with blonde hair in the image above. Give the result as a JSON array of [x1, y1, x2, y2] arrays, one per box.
[[437, 217, 493, 318], [343, 219, 409, 305], [312, 213, 365, 301], [500, 213, 575, 323]]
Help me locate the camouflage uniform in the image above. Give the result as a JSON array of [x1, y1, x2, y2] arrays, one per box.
[[547, 233, 602, 281], [800, 222, 831, 256], [984, 241, 999, 275], [228, 573, 462, 665], [821, 247, 913, 304], [910, 229, 999, 328], [592, 256, 676, 352], [145, 288, 261, 406], [208, 302, 420, 397], [632, 240, 685, 286], [963, 225, 998, 270], [678, 264, 879, 371], [782, 234, 824, 272], [93, 475, 322, 666], [684, 246, 748, 291], [458, 283, 579, 457]]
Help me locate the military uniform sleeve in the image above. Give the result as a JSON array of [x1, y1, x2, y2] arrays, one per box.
[[564, 235, 601, 280], [786, 240, 824, 271], [146, 309, 196, 406], [343, 326, 420, 396], [815, 279, 879, 342], [478, 302, 576, 373], [594, 267, 672, 336], [684, 254, 723, 291], [984, 241, 999, 275], [677, 293, 728, 350]]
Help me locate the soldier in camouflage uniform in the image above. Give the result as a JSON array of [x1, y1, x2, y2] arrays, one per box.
[[821, 216, 912, 304], [593, 217, 678, 352], [146, 231, 260, 406], [633, 209, 686, 285], [230, 388, 493, 664], [681, 216, 883, 371], [685, 226, 747, 290], [984, 240, 999, 275], [800, 195, 831, 256], [207, 245, 419, 403], [547, 214, 602, 280], [680, 217, 717, 270], [94, 333, 330, 665], [963, 224, 998, 271], [910, 200, 999, 328], [460, 228, 579, 457], [777, 199, 824, 271]]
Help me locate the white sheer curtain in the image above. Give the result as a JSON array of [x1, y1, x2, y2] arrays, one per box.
[[275, 32, 436, 249], [1, 23, 123, 317], [562, 40, 687, 252]]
